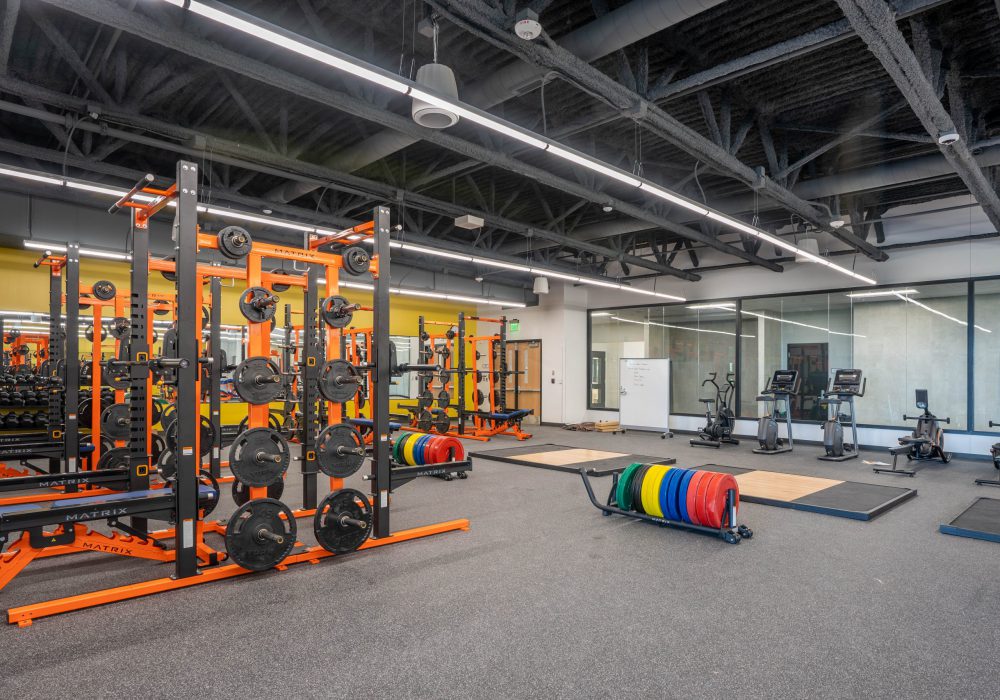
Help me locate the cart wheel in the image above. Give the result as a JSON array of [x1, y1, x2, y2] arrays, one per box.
[[738, 525, 753, 539], [723, 532, 741, 545]]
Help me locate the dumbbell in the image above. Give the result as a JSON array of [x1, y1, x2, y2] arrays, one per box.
[[20, 414, 37, 429], [8, 391, 24, 407], [0, 391, 9, 406], [4, 413, 20, 429]]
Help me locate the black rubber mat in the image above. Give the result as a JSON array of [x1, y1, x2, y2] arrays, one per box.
[[472, 444, 676, 476], [699, 463, 916, 521], [940, 497, 1000, 543]]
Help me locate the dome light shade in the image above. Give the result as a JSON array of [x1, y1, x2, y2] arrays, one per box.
[[794, 237, 821, 263], [412, 64, 459, 129], [533, 276, 550, 295]]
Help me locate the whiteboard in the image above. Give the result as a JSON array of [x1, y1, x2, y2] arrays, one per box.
[[619, 358, 670, 431]]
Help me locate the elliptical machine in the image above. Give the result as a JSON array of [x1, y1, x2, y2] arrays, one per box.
[[817, 369, 866, 461], [690, 372, 739, 448], [876, 389, 950, 476], [975, 419, 1000, 486], [753, 369, 800, 455]]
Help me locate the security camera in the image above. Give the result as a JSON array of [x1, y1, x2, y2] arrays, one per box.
[[937, 131, 960, 146]]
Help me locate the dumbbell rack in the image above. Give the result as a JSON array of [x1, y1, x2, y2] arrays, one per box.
[[578, 468, 751, 544]]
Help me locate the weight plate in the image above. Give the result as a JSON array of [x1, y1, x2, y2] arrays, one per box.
[[160, 402, 176, 428], [217, 225, 253, 260], [436, 390, 450, 409], [706, 473, 739, 530], [319, 295, 356, 329], [96, 446, 129, 471], [685, 471, 708, 526], [238, 286, 278, 324], [102, 361, 129, 390], [164, 415, 216, 457], [676, 469, 696, 524], [403, 433, 419, 466], [231, 479, 284, 507], [234, 357, 284, 404], [695, 472, 719, 529], [616, 463, 642, 511], [314, 488, 372, 554], [433, 412, 451, 435], [229, 428, 290, 487], [269, 267, 291, 293], [197, 470, 221, 517], [416, 409, 433, 432], [100, 403, 130, 441], [109, 317, 130, 340], [317, 359, 360, 403], [225, 497, 296, 572], [416, 390, 433, 411], [661, 468, 686, 522], [642, 465, 670, 518], [631, 464, 652, 514], [151, 398, 164, 426], [657, 467, 679, 521], [237, 412, 282, 434], [151, 432, 166, 464], [316, 423, 365, 478], [79, 396, 95, 426], [84, 325, 107, 343], [341, 245, 371, 275], [415, 435, 430, 465], [92, 279, 116, 301]]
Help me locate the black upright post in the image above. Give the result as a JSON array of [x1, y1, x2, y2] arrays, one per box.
[[371, 206, 391, 538], [173, 160, 200, 578], [301, 267, 320, 509], [128, 214, 152, 533], [209, 276, 222, 480], [47, 266, 64, 474], [64, 243, 80, 481], [457, 312, 466, 435], [498, 316, 507, 412]]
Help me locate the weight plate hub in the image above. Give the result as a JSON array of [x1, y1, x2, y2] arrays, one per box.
[[225, 497, 296, 572], [320, 295, 356, 329], [314, 488, 372, 554], [234, 357, 284, 404], [317, 359, 360, 403], [229, 428, 290, 487], [239, 286, 279, 324], [316, 423, 366, 478], [218, 226, 253, 260], [100, 403, 130, 441], [231, 479, 284, 507], [341, 245, 371, 275]]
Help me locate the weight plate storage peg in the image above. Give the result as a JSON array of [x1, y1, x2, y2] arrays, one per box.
[[316, 423, 366, 478], [217, 225, 253, 260], [225, 498, 296, 572], [100, 403, 130, 441], [313, 488, 372, 554], [231, 479, 285, 507], [341, 245, 371, 275], [317, 359, 362, 403], [233, 357, 284, 404], [91, 279, 117, 301], [319, 295, 358, 329], [238, 286, 279, 324], [229, 428, 290, 487]]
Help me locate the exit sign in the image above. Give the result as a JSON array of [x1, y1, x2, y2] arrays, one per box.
[[509, 321, 520, 333]]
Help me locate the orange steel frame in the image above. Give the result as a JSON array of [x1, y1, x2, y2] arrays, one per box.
[[3, 209, 468, 626], [467, 316, 531, 441]]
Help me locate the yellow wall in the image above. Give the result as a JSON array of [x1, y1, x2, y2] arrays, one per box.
[[0, 245, 480, 423]]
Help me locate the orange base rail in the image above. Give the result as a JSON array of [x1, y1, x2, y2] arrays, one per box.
[[7, 518, 470, 627]]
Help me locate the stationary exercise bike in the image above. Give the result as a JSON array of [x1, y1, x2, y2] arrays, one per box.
[[753, 369, 800, 455], [817, 369, 865, 461], [975, 419, 1000, 486], [690, 372, 739, 448], [876, 389, 950, 476]]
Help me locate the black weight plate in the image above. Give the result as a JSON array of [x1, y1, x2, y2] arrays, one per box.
[[340, 245, 371, 275], [237, 412, 282, 434], [92, 279, 116, 301], [151, 432, 166, 464], [437, 390, 450, 409], [164, 415, 215, 457], [231, 479, 285, 507], [319, 295, 355, 329], [238, 286, 278, 324], [269, 267, 292, 293], [316, 423, 366, 478], [151, 399, 164, 426], [476, 389, 486, 408], [438, 369, 450, 385], [101, 361, 129, 390], [79, 396, 95, 426], [417, 410, 433, 432], [229, 428, 290, 487], [100, 403, 130, 441], [160, 260, 177, 283], [433, 413, 451, 434], [437, 345, 451, 360], [416, 390, 433, 411], [198, 470, 221, 517], [476, 371, 484, 383], [160, 402, 176, 428], [225, 497, 296, 571], [217, 225, 253, 260], [84, 325, 107, 343], [161, 327, 178, 357], [233, 357, 284, 404], [317, 359, 360, 403], [96, 446, 130, 470], [314, 489, 372, 554], [109, 317, 130, 339]]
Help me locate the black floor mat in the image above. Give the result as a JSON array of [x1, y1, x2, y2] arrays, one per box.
[[940, 497, 1000, 543]]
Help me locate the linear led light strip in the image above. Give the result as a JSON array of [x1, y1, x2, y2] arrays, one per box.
[[332, 279, 526, 308], [847, 289, 991, 333], [151, 0, 877, 286], [610, 315, 755, 339], [684, 302, 866, 338]]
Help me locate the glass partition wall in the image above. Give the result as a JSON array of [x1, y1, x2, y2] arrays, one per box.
[[590, 279, 989, 434]]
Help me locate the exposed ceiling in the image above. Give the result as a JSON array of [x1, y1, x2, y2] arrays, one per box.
[[0, 0, 997, 295]]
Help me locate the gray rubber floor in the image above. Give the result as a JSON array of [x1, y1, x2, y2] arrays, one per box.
[[2, 425, 999, 698]]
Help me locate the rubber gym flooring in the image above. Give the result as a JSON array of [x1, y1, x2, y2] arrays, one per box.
[[1, 425, 999, 698], [469, 442, 676, 475]]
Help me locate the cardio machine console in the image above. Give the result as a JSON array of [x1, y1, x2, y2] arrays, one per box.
[[830, 369, 864, 395], [768, 369, 800, 394]]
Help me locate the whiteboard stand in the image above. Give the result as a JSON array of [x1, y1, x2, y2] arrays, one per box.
[[618, 358, 672, 436]]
